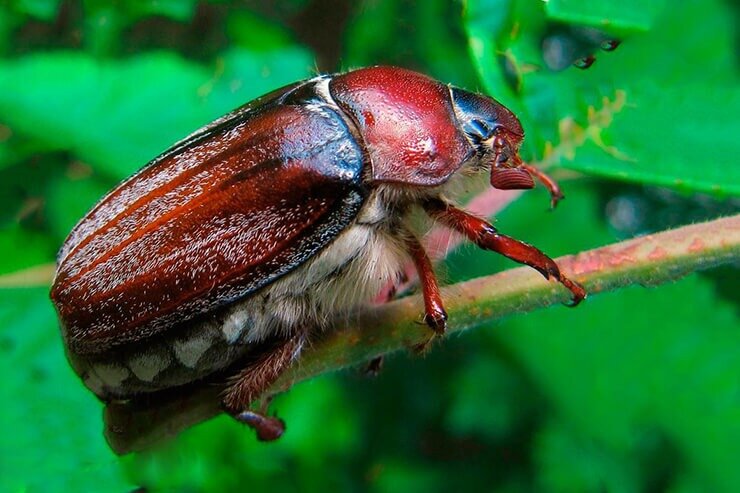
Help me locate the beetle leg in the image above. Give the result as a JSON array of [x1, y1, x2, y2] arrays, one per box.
[[403, 233, 448, 335], [424, 199, 586, 305], [224, 332, 306, 441], [234, 410, 286, 442]]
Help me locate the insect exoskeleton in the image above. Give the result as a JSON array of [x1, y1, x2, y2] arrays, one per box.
[[50, 66, 585, 441]]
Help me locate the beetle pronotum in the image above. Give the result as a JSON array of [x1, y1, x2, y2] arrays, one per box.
[[50, 66, 585, 441]]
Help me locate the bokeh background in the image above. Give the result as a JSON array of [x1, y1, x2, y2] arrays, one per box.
[[1, 0, 738, 491]]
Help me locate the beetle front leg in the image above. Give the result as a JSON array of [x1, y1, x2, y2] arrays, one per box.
[[403, 233, 448, 335], [224, 332, 306, 441], [424, 199, 586, 305]]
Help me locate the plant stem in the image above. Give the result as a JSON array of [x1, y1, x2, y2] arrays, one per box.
[[105, 214, 739, 454]]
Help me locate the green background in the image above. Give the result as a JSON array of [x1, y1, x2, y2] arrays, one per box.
[[0, 0, 738, 491]]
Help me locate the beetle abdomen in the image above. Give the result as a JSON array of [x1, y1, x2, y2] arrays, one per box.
[[72, 203, 408, 399], [52, 99, 366, 355], [71, 304, 255, 399]]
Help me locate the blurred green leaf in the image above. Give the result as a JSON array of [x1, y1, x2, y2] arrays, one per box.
[[124, 377, 359, 491], [0, 9, 22, 55], [344, 0, 479, 88], [44, 169, 112, 242], [502, 275, 740, 491], [0, 155, 64, 272], [369, 460, 444, 493], [0, 288, 132, 492], [534, 421, 643, 492], [10, 0, 60, 20], [81, 0, 198, 54], [446, 177, 739, 490], [446, 354, 538, 440], [0, 48, 315, 180], [0, 225, 55, 274], [227, 11, 295, 51], [545, 0, 666, 31], [463, 0, 740, 196], [125, 0, 198, 22], [0, 131, 61, 171]]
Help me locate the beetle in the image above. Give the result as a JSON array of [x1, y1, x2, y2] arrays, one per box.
[[50, 66, 585, 441]]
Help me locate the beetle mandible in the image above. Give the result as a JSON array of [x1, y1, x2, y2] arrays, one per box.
[[50, 66, 585, 441]]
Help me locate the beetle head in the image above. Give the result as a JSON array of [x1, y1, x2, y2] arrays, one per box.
[[451, 88, 534, 190]]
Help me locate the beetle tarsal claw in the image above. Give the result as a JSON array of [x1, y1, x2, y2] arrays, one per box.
[[560, 277, 587, 307], [235, 410, 286, 441], [423, 310, 448, 335]]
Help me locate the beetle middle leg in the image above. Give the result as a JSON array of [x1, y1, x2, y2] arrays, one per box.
[[398, 232, 448, 353], [403, 233, 448, 335], [424, 198, 586, 305], [224, 331, 306, 441]]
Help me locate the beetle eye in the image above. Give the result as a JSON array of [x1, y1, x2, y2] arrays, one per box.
[[468, 119, 493, 141]]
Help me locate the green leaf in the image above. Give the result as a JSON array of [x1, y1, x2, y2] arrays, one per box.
[[445, 177, 740, 490], [463, 0, 740, 196], [545, 0, 666, 31], [0, 225, 55, 274], [564, 82, 739, 195], [10, 0, 61, 20], [445, 354, 539, 440], [500, 275, 740, 491], [44, 171, 113, 243], [79, 0, 199, 55], [534, 421, 643, 492], [124, 377, 360, 491], [0, 288, 133, 492], [0, 48, 315, 180], [468, 187, 740, 491], [227, 11, 295, 51], [124, 0, 198, 22], [344, 0, 479, 88]]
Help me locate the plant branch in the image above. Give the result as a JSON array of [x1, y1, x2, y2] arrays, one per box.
[[105, 214, 739, 454]]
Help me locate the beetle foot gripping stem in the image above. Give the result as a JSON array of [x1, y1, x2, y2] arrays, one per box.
[[223, 333, 306, 441], [477, 227, 586, 306], [424, 199, 586, 306], [235, 409, 285, 441], [403, 232, 449, 347]]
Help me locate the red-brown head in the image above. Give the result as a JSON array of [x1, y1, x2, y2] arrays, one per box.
[[450, 88, 534, 191]]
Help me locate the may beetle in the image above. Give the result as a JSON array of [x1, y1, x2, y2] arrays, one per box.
[[50, 66, 585, 441]]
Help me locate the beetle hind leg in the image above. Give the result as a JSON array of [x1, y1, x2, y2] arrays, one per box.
[[223, 331, 306, 441], [234, 404, 285, 442]]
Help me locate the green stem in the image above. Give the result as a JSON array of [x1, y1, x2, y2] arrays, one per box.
[[105, 214, 740, 454]]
